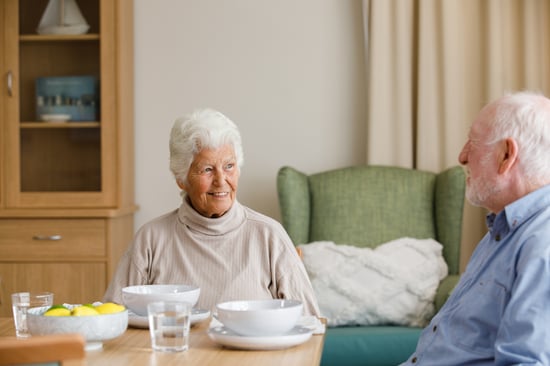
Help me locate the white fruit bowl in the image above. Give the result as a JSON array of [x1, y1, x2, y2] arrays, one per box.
[[27, 304, 128, 351], [122, 284, 200, 316], [215, 299, 303, 337]]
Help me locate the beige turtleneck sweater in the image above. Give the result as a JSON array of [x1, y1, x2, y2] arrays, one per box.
[[103, 200, 320, 316]]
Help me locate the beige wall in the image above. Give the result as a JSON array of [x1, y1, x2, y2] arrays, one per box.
[[134, 0, 367, 230]]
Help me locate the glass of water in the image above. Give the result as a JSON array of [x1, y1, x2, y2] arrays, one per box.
[[11, 292, 54, 338], [147, 301, 191, 352]]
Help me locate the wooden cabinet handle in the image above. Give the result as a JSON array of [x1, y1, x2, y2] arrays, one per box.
[[6, 70, 13, 97], [32, 235, 62, 241]]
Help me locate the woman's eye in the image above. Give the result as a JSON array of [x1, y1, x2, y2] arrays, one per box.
[[225, 163, 234, 170]]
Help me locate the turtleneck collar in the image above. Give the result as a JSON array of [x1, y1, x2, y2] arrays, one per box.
[[177, 198, 246, 236]]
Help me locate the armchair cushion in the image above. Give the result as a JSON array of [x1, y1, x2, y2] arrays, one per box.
[[299, 238, 447, 327]]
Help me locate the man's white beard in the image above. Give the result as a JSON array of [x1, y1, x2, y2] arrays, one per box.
[[465, 174, 500, 208]]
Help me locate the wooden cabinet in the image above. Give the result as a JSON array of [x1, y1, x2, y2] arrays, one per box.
[[0, 0, 136, 316]]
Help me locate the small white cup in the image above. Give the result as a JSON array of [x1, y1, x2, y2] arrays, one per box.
[[147, 301, 191, 352], [11, 292, 54, 338]]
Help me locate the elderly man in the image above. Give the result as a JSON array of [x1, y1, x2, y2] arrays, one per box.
[[401, 91, 550, 365]]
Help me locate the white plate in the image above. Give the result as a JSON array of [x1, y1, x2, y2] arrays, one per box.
[[41, 114, 71, 122], [128, 308, 210, 329], [207, 325, 313, 350]]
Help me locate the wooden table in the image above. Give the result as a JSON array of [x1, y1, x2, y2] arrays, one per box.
[[0, 317, 325, 365]]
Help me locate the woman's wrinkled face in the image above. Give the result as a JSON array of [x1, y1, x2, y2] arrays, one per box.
[[179, 144, 239, 218]]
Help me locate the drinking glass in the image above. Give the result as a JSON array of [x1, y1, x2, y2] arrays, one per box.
[[11, 292, 54, 338], [148, 301, 191, 352]]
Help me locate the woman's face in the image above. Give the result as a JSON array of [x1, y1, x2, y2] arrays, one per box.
[[179, 144, 239, 218]]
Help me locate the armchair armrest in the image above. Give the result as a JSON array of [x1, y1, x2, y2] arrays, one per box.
[[434, 274, 460, 312]]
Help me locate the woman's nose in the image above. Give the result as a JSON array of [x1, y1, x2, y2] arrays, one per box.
[[213, 170, 225, 184]]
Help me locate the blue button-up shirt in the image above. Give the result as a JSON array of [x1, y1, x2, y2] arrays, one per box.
[[401, 184, 550, 365]]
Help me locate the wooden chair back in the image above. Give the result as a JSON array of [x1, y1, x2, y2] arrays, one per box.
[[0, 333, 85, 366]]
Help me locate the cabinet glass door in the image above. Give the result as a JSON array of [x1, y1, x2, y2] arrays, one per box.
[[19, 0, 100, 193], [3, 0, 117, 208]]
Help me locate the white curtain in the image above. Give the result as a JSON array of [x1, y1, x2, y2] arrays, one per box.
[[363, 0, 550, 270]]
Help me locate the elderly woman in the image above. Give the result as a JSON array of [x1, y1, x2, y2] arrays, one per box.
[[104, 109, 320, 315]]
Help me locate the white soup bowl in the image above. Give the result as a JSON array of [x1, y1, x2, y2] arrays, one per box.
[[122, 284, 200, 316], [215, 299, 303, 337]]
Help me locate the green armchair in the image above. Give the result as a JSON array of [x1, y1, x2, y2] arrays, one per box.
[[277, 165, 465, 366]]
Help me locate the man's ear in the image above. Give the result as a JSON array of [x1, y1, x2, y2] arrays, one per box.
[[498, 138, 518, 174]]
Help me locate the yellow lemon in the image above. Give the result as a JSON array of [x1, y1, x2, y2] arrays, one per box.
[[95, 302, 125, 314], [44, 305, 71, 317], [71, 305, 100, 316]]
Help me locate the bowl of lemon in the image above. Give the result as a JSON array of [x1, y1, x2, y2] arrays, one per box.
[[27, 301, 128, 351]]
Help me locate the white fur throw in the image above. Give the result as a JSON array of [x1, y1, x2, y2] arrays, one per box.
[[298, 238, 448, 327]]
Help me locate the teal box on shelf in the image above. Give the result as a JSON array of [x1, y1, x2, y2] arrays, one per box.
[[35, 76, 99, 121]]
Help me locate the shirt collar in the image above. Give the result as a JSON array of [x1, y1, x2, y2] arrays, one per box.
[[486, 183, 550, 241]]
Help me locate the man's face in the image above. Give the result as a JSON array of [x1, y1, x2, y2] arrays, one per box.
[[458, 108, 502, 210]]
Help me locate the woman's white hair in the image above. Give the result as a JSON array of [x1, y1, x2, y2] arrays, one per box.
[[169, 108, 244, 185], [486, 91, 550, 184]]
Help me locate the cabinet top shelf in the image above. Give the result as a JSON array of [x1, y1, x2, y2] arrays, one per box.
[[20, 122, 100, 128], [20, 34, 100, 42]]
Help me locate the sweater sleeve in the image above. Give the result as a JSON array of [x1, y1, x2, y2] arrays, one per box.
[[276, 256, 321, 316], [269, 222, 321, 317]]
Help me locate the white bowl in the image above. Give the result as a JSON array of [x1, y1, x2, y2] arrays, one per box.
[[27, 304, 128, 351], [122, 284, 200, 316], [215, 299, 303, 337]]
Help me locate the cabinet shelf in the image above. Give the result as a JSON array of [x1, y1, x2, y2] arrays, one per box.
[[20, 122, 100, 128], [20, 34, 100, 42]]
